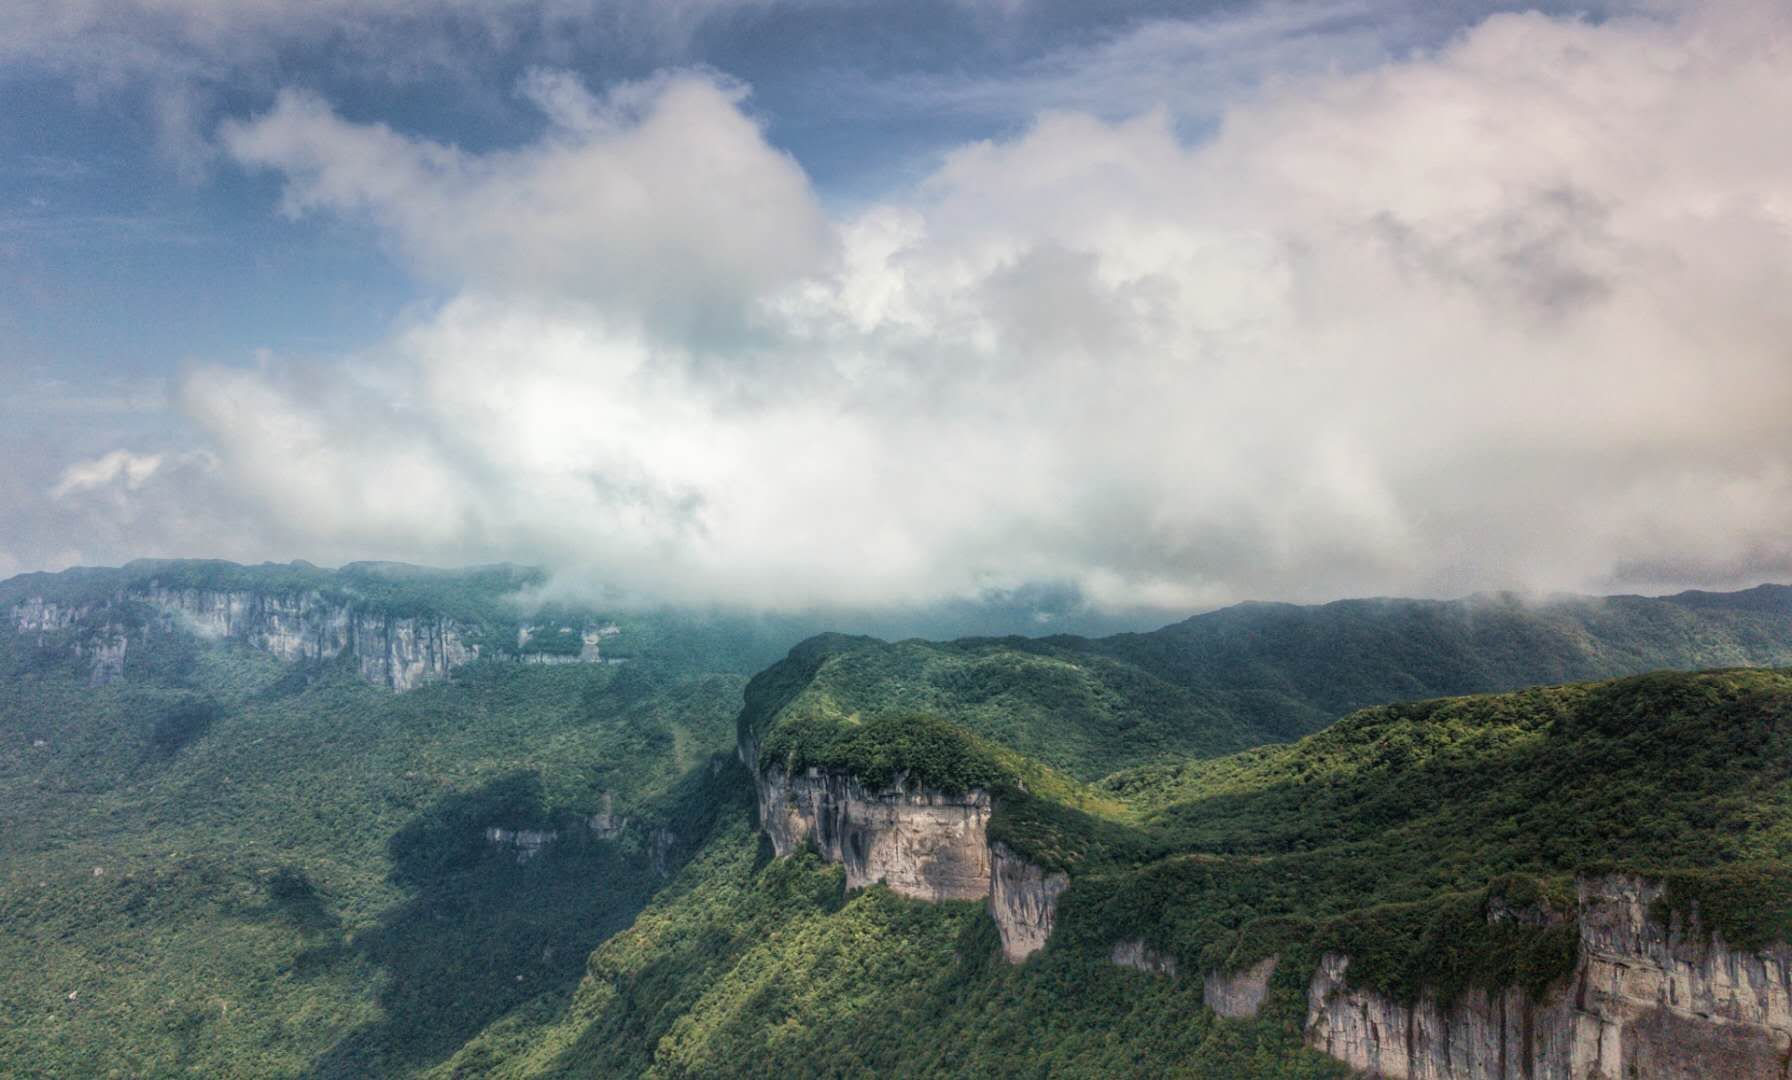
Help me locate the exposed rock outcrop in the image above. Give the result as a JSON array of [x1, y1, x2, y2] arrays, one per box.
[[991, 843, 1068, 962], [747, 744, 1071, 961], [517, 622, 619, 664], [1112, 939, 1180, 978], [588, 792, 630, 840], [79, 625, 130, 686], [1304, 874, 1792, 1079], [11, 585, 618, 690], [16, 601, 130, 685], [651, 827, 680, 877], [142, 587, 480, 690], [752, 760, 993, 901], [1204, 955, 1277, 1018]]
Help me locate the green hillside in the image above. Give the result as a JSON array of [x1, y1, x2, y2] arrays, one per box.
[[1071, 586, 1792, 738], [731, 585, 1792, 783], [6, 563, 1792, 1076], [0, 563, 789, 1077], [425, 667, 1792, 1078]]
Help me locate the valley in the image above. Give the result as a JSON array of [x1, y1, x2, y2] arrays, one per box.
[[4, 561, 1791, 1077]]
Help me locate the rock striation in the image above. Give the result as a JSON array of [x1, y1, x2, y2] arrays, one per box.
[[11, 586, 616, 690], [150, 586, 482, 690], [1204, 955, 1277, 1018], [752, 758, 994, 902], [1302, 874, 1792, 1079], [991, 843, 1069, 962], [746, 744, 1065, 962]]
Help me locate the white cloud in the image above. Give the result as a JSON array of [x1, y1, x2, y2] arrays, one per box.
[[221, 74, 832, 335], [51, 450, 169, 498], [80, 0, 1792, 611]]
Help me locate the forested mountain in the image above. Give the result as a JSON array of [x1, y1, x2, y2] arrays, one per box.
[[4, 561, 1791, 1076]]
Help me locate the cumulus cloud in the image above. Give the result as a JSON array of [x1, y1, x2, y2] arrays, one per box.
[[221, 75, 831, 334], [99, 0, 1792, 612]]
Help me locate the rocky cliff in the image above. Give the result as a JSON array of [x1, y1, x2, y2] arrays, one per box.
[[990, 843, 1069, 962], [149, 586, 482, 690], [751, 758, 994, 902], [745, 744, 1066, 961], [1204, 955, 1277, 1019], [11, 585, 614, 690], [1301, 874, 1792, 1079]]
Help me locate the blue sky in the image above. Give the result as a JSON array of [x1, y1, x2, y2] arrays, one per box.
[[5, 0, 1791, 616], [2, 0, 1509, 376]]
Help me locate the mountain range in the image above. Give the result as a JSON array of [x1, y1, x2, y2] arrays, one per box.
[[4, 560, 1790, 1077]]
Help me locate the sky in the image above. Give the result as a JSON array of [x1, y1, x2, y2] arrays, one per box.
[[5, 0, 1792, 619]]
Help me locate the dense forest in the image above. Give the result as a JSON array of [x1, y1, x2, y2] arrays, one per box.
[[4, 561, 1791, 1076]]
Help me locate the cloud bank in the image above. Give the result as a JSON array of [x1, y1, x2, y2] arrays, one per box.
[[45, 0, 1792, 613]]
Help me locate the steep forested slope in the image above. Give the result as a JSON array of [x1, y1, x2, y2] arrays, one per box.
[[431, 667, 1792, 1078], [731, 585, 1792, 782], [0, 562, 791, 1077], [1072, 585, 1792, 738], [6, 563, 1792, 1077]]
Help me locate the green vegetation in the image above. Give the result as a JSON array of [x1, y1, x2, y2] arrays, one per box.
[[429, 770, 1351, 1080], [734, 588, 1792, 789], [0, 564, 782, 1077], [7, 562, 1792, 1077], [1065, 586, 1792, 739], [1027, 668, 1792, 1005], [740, 651, 1792, 1015]]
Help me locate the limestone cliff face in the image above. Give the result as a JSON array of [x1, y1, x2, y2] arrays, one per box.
[[140, 586, 481, 690], [746, 745, 1067, 961], [752, 759, 994, 901], [516, 622, 619, 664], [15, 600, 131, 685], [485, 827, 558, 863], [10, 586, 616, 690], [1303, 874, 1792, 1079], [1204, 956, 1277, 1018], [588, 791, 630, 840], [990, 843, 1068, 962]]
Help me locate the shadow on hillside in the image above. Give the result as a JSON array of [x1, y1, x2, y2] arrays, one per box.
[[303, 773, 666, 1079]]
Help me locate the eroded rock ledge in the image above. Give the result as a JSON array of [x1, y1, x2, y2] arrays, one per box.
[[12, 587, 615, 690], [752, 759, 994, 901], [1297, 874, 1792, 1079], [991, 843, 1069, 962], [746, 748, 1792, 1077], [747, 751, 1064, 961]]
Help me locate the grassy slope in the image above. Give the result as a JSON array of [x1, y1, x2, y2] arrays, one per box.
[[734, 633, 1258, 781]]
